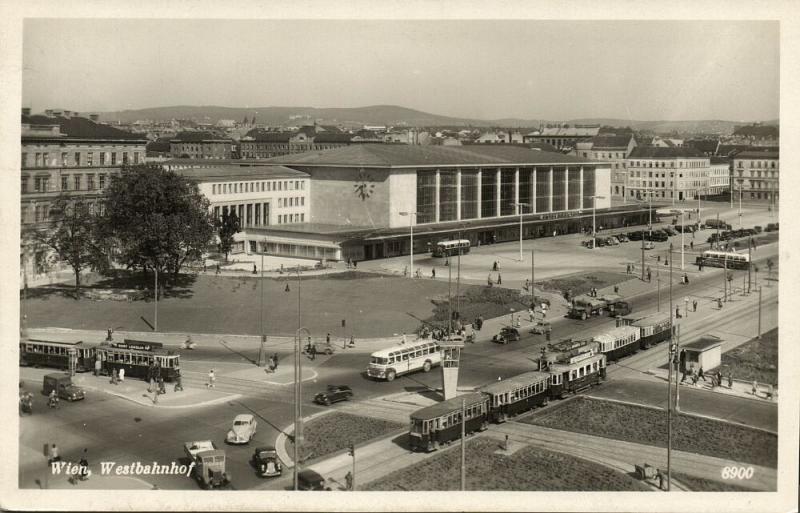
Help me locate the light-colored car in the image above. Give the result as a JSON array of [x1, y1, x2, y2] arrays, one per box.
[[226, 414, 257, 444], [643, 241, 655, 250], [607, 236, 620, 246]]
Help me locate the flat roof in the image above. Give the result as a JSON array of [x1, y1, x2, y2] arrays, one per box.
[[480, 371, 550, 395], [265, 144, 600, 168], [683, 335, 723, 352], [173, 165, 308, 182], [410, 392, 487, 421]]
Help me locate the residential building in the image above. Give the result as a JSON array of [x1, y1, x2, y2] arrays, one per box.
[[170, 131, 235, 159], [20, 109, 147, 279], [575, 135, 637, 200], [731, 150, 779, 203], [707, 157, 731, 196], [626, 147, 709, 204], [239, 128, 359, 159], [523, 125, 601, 152]]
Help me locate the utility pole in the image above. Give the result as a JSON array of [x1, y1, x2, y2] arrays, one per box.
[[348, 443, 356, 491], [675, 324, 681, 412], [747, 236, 752, 294], [657, 278, 661, 312], [667, 242, 673, 492], [460, 399, 466, 491], [259, 245, 265, 366], [757, 286, 762, 339], [640, 229, 645, 282], [456, 240, 461, 322], [723, 255, 728, 302], [448, 258, 453, 336], [154, 267, 158, 331]]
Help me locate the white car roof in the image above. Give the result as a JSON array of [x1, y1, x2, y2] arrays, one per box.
[[234, 414, 254, 422]]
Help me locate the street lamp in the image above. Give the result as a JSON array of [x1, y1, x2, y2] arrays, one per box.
[[738, 180, 743, 229], [292, 326, 309, 490], [512, 202, 530, 262], [399, 212, 417, 278], [588, 195, 606, 250]]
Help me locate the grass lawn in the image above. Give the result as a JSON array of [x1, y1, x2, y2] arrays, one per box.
[[524, 397, 777, 468], [538, 271, 631, 299], [23, 271, 476, 338], [364, 437, 649, 491], [286, 412, 404, 463], [720, 328, 778, 385], [672, 472, 756, 492], [423, 286, 535, 331]]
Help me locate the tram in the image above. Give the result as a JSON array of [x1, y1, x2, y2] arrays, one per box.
[[20, 339, 95, 372], [409, 392, 489, 452], [592, 325, 641, 362], [96, 340, 181, 381], [480, 371, 551, 423]]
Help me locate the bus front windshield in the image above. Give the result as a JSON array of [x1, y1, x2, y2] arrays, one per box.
[[371, 357, 389, 365]]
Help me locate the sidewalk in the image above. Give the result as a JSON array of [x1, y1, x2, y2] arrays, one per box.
[[647, 368, 778, 404]]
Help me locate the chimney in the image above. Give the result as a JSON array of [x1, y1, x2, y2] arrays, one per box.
[[89, 114, 99, 122], [21, 107, 31, 116]]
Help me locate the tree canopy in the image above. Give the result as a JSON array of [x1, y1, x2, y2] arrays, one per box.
[[99, 165, 215, 283], [216, 209, 241, 262]]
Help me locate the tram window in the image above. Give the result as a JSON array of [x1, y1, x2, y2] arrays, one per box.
[[571, 370, 577, 380], [579, 367, 585, 377]]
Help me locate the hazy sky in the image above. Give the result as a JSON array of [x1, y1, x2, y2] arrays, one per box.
[[22, 19, 779, 121]]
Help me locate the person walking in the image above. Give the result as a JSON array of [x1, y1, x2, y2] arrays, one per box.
[[158, 376, 166, 395], [106, 327, 113, 342], [215, 264, 221, 275], [683, 273, 689, 285], [94, 357, 102, 377], [273, 353, 279, 370], [109, 368, 118, 385], [656, 468, 664, 490], [698, 366, 706, 382], [497, 273, 502, 285], [349, 335, 355, 348], [693, 300, 698, 312], [690, 241, 694, 250], [207, 369, 216, 388], [48, 444, 61, 465], [326, 333, 331, 346], [504, 434, 509, 451], [752, 380, 758, 397], [613, 284, 619, 294], [345, 471, 353, 491], [309, 344, 316, 361], [253, 263, 257, 275], [174, 370, 184, 392], [431, 268, 436, 279], [647, 268, 652, 282], [118, 367, 125, 384], [727, 372, 733, 389]]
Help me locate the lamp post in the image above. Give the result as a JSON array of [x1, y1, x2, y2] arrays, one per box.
[[588, 195, 606, 250], [292, 326, 309, 491], [154, 267, 158, 331], [399, 212, 417, 278], [259, 238, 266, 366], [667, 242, 674, 491], [512, 202, 530, 262], [738, 181, 743, 229]]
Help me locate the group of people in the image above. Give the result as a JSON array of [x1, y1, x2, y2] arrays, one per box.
[[19, 390, 33, 414], [265, 353, 280, 372]]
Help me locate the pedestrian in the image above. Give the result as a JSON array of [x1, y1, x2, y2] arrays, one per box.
[[403, 265, 408, 277], [497, 273, 502, 285], [431, 268, 436, 279], [48, 444, 61, 465], [401, 333, 407, 345], [693, 300, 697, 312], [613, 285, 619, 294], [310, 344, 316, 361], [253, 263, 257, 275], [106, 327, 113, 342], [675, 306, 681, 319], [727, 372, 733, 389], [326, 333, 331, 345], [158, 376, 166, 395], [684, 273, 689, 285], [109, 367, 118, 385], [353, 261, 357, 268], [647, 269, 652, 283], [174, 370, 184, 392], [752, 380, 758, 397], [118, 366, 124, 383], [345, 471, 353, 491], [504, 434, 509, 451], [273, 353, 279, 370], [207, 369, 216, 388], [657, 255, 661, 263], [94, 357, 102, 377], [690, 241, 694, 250], [349, 335, 355, 348], [528, 308, 535, 322], [215, 264, 221, 275], [665, 258, 669, 267], [656, 468, 664, 490], [691, 371, 698, 386], [79, 449, 90, 481], [698, 366, 706, 382]]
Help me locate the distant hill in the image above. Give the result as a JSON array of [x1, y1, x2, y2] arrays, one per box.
[[97, 105, 776, 135]]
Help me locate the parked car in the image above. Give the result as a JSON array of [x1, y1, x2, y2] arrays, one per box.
[[313, 385, 353, 405], [606, 236, 620, 246], [252, 446, 282, 477], [226, 414, 257, 444], [765, 223, 779, 232], [628, 231, 643, 241], [492, 327, 521, 344], [530, 320, 551, 335], [643, 241, 655, 250], [650, 231, 669, 242], [617, 234, 630, 242], [304, 342, 336, 356]]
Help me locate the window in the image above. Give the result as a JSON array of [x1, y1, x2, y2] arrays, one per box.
[[300, 213, 305, 222], [87, 174, 95, 190], [212, 184, 217, 194], [75, 152, 81, 166], [134, 152, 140, 165], [62, 176, 68, 190], [74, 175, 81, 190], [301, 197, 305, 206], [21, 177, 28, 193], [100, 152, 106, 165], [99, 174, 106, 189], [111, 152, 117, 165], [61, 152, 69, 166]]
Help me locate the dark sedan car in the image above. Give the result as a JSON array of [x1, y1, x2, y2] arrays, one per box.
[[313, 385, 353, 405], [252, 446, 282, 477], [492, 327, 521, 344]]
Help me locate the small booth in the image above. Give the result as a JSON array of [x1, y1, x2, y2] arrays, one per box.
[[680, 335, 722, 374]]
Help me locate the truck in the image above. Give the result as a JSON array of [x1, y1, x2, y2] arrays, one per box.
[[184, 441, 230, 489], [42, 373, 85, 401], [567, 293, 631, 320]]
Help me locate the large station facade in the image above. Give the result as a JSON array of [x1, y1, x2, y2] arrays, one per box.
[[166, 145, 653, 262]]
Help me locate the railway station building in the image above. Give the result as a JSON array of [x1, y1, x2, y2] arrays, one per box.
[[166, 145, 655, 262]]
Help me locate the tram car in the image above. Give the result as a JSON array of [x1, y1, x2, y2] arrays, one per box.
[[542, 349, 606, 399], [626, 312, 673, 350], [480, 371, 551, 423], [592, 325, 640, 362], [409, 392, 489, 452], [20, 339, 96, 372], [695, 250, 750, 270], [96, 339, 181, 381]]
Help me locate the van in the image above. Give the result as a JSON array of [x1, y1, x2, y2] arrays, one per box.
[[42, 373, 85, 401]]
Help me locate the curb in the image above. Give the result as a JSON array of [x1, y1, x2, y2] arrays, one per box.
[[79, 383, 241, 409], [276, 409, 336, 469]]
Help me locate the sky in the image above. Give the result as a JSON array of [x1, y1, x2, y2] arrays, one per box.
[[22, 19, 779, 122]]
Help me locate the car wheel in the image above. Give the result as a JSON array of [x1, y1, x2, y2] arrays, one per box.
[[422, 361, 431, 373], [386, 370, 396, 382]]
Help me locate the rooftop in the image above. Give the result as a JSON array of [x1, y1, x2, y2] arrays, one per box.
[[22, 114, 145, 141], [734, 150, 779, 159], [683, 335, 723, 352], [628, 146, 706, 159], [527, 126, 601, 138], [410, 392, 487, 421], [171, 131, 232, 142], [265, 143, 597, 168], [173, 165, 308, 183], [480, 371, 550, 394], [590, 135, 633, 149]]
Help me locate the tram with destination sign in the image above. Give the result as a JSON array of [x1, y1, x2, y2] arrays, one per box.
[[409, 392, 489, 452], [95, 340, 180, 381]]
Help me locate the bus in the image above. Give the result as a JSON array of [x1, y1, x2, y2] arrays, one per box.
[[20, 339, 96, 372], [432, 239, 470, 258], [366, 340, 441, 381], [695, 250, 750, 270], [96, 339, 181, 381], [409, 392, 489, 452]]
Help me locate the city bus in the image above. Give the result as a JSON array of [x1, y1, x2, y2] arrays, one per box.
[[20, 339, 96, 372], [366, 339, 441, 381], [695, 250, 750, 270], [432, 239, 471, 258], [95, 339, 181, 381]]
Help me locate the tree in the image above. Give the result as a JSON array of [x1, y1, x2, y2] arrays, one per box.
[[99, 165, 215, 286], [27, 194, 106, 292], [216, 209, 241, 262]]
